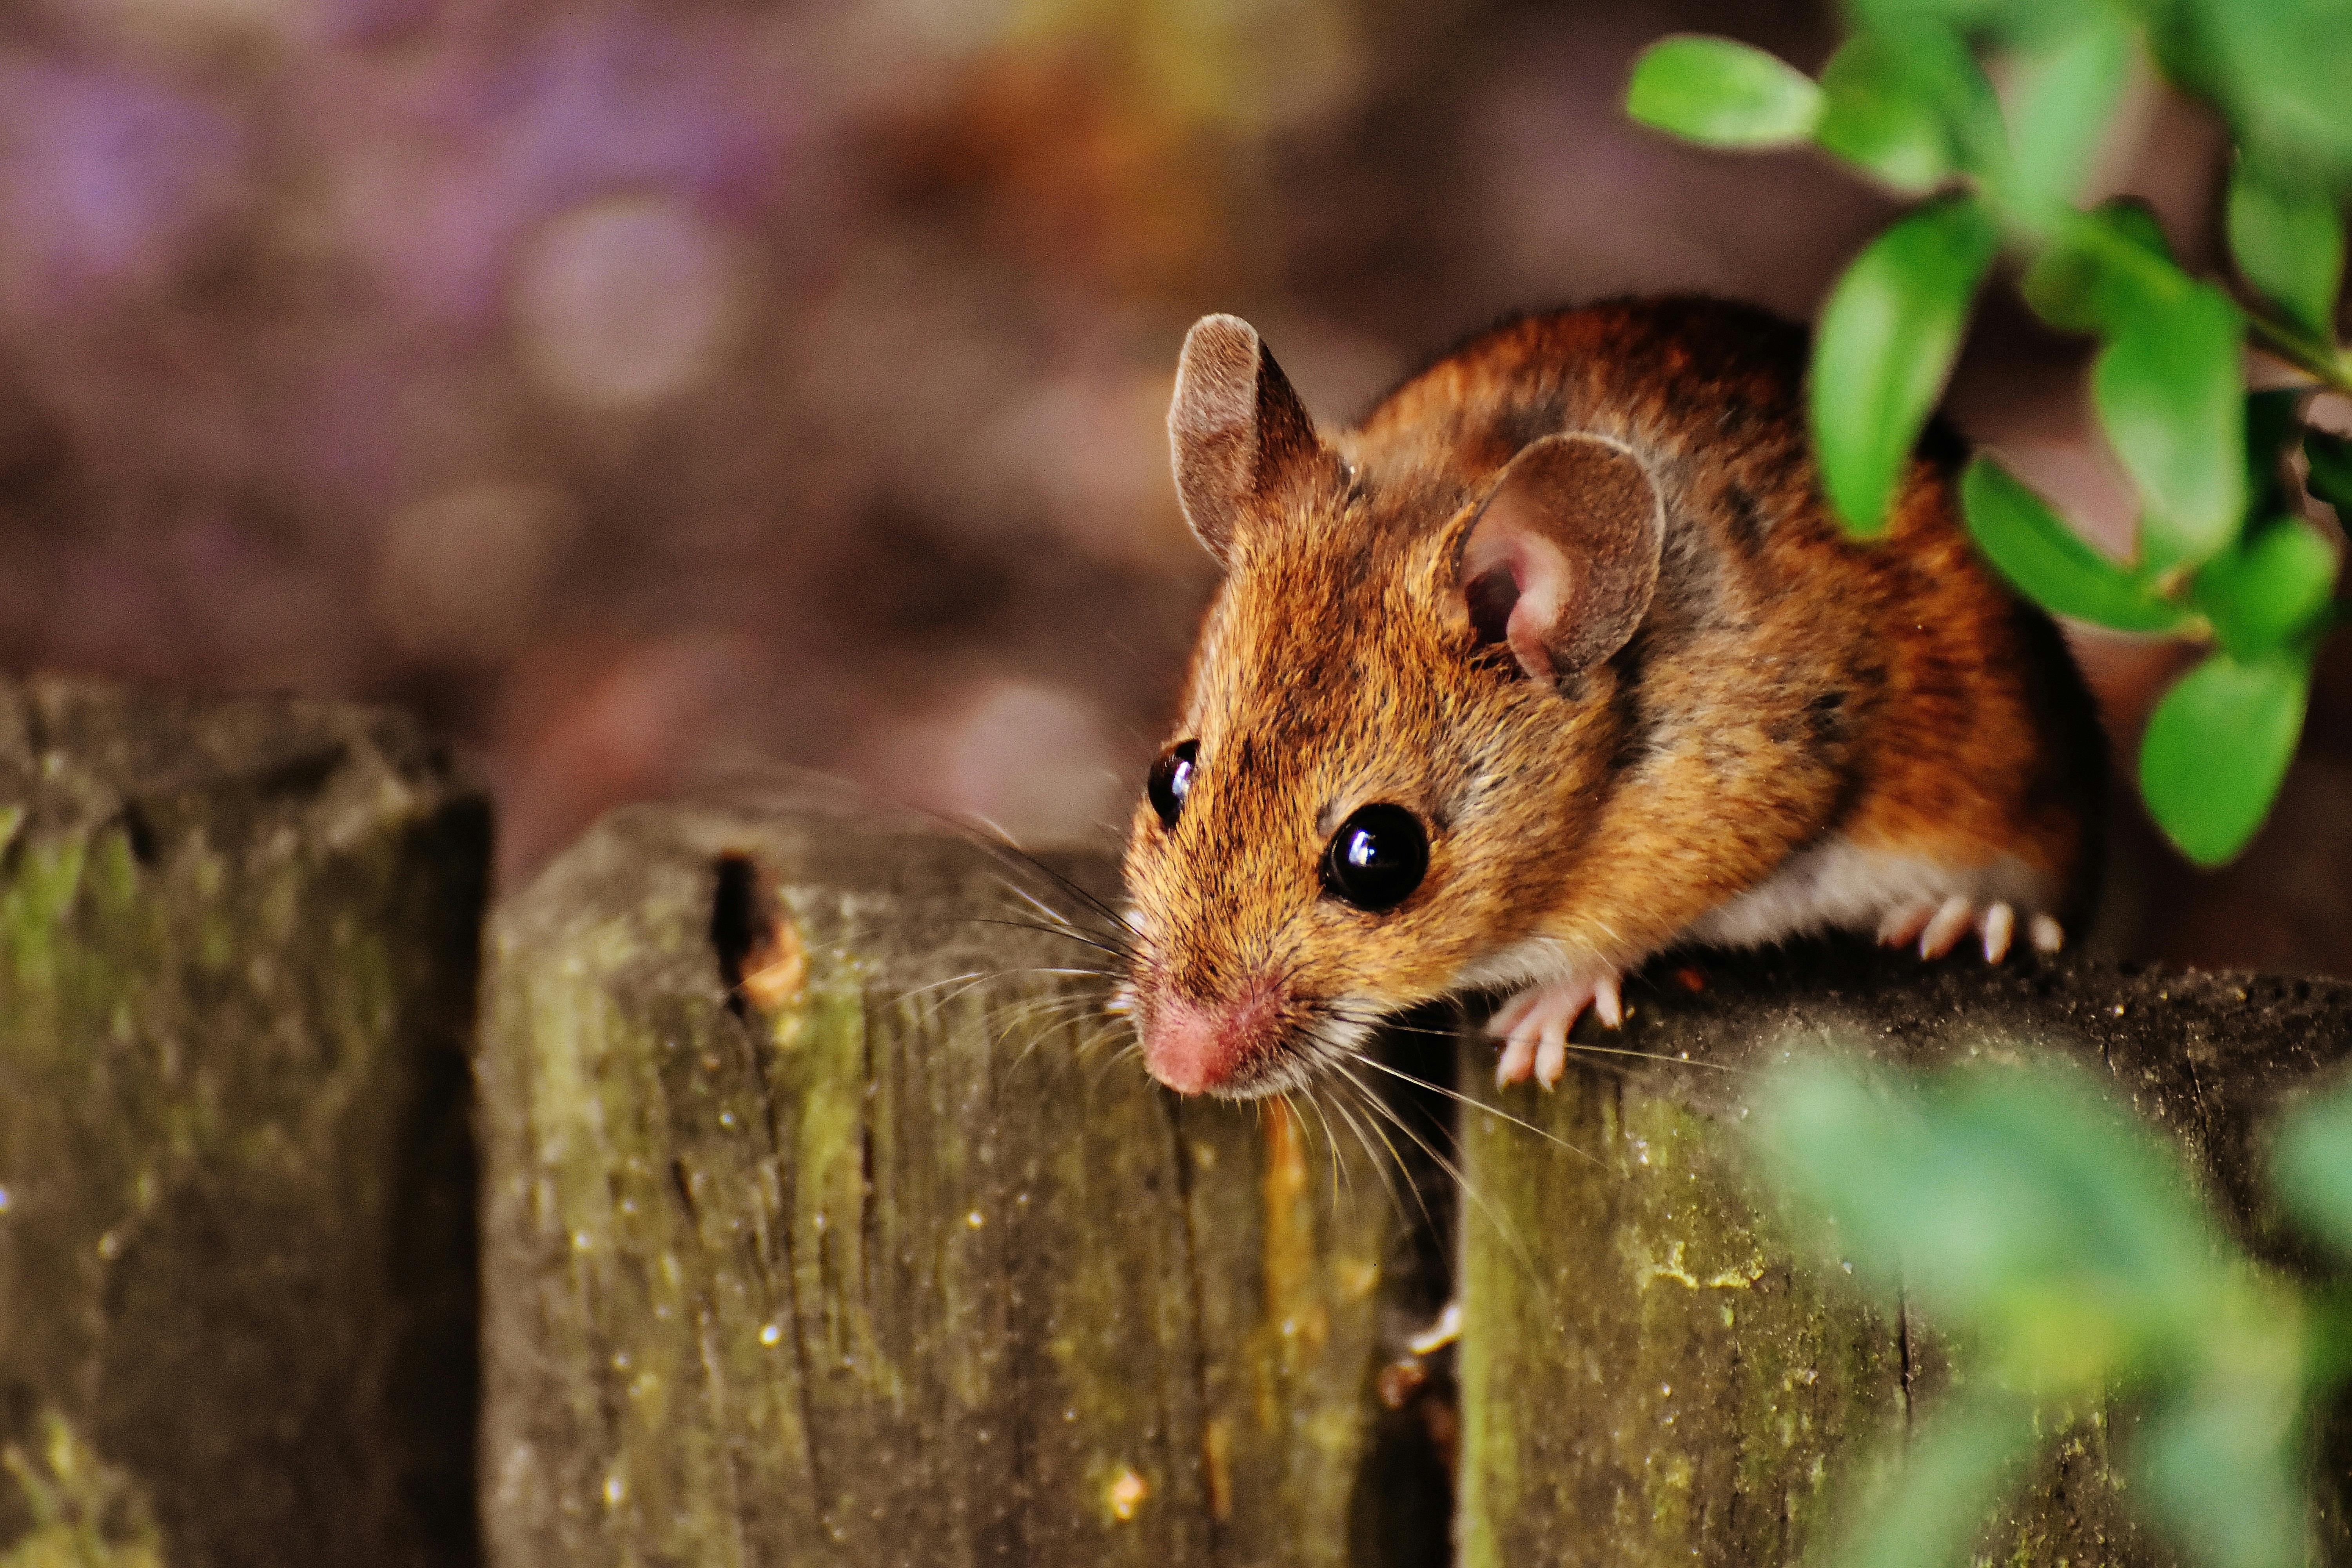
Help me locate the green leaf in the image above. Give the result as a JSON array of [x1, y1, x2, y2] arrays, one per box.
[[2226, 158, 2347, 340], [2000, 18, 2134, 225], [1826, 1389, 2040, 1568], [1847, 0, 2094, 50], [1752, 1056, 2223, 1377], [1815, 25, 2004, 192], [2021, 199, 2183, 336], [1962, 457, 2185, 632], [2134, 1375, 2310, 1568], [1810, 196, 2000, 535], [2091, 283, 2248, 565], [2139, 648, 2313, 866], [2309, 429, 2352, 515], [1626, 36, 1823, 147], [2271, 1073, 2352, 1259], [2161, 4, 2352, 189], [2193, 517, 2339, 657]]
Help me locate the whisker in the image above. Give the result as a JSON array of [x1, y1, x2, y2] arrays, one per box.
[[891, 970, 989, 1007], [991, 880, 1137, 959], [1556, 1040, 1747, 1075], [1324, 1074, 1433, 1237], [1327, 1002, 1750, 1077], [968, 918, 1135, 963], [1327, 1058, 1535, 1275], [974, 838, 1134, 936], [1307, 1087, 1353, 1203], [1347, 1051, 1602, 1166]]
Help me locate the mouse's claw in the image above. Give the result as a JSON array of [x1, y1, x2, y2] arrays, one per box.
[[1886, 896, 2058, 963], [1489, 971, 1624, 1089], [1979, 902, 2015, 962]]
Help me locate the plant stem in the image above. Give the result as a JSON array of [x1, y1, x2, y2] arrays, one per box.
[[2245, 311, 2352, 397]]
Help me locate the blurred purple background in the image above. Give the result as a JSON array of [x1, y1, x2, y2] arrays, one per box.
[[1, 0, 2343, 973]]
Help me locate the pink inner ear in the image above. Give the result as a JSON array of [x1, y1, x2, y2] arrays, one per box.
[[1461, 522, 1572, 682]]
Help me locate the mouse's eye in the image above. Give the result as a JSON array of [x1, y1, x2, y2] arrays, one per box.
[[1147, 740, 1198, 828], [1321, 804, 1428, 912]]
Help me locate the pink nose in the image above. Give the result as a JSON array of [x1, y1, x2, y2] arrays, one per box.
[[1142, 988, 1282, 1094]]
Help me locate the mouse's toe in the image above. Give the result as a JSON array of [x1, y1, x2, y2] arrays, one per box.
[[1488, 970, 1624, 1089], [1886, 896, 2063, 963]]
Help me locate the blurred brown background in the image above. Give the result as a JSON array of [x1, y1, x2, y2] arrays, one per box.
[[0, 0, 2342, 972]]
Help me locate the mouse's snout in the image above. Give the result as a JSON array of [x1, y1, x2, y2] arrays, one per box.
[[1140, 980, 1290, 1096]]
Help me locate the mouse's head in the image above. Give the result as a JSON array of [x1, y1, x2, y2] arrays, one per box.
[[1122, 314, 1665, 1097]]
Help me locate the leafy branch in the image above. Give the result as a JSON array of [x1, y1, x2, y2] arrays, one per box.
[[1753, 1051, 2352, 1568], [1626, 0, 2352, 865]]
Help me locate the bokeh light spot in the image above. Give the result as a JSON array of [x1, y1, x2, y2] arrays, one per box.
[[512, 194, 747, 410]]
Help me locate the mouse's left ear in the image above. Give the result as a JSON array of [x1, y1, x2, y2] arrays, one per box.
[[1456, 433, 1663, 683], [1169, 315, 1328, 568]]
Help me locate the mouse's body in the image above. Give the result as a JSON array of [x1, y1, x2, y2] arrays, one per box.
[[1120, 297, 2103, 1097]]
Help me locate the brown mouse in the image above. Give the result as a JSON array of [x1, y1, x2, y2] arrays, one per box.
[[1117, 297, 2103, 1098]]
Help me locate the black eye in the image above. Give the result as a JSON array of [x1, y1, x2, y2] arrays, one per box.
[[1147, 740, 1198, 828], [1321, 804, 1428, 912]]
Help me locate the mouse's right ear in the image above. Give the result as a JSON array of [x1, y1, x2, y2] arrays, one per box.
[[1169, 314, 1324, 568], [1456, 433, 1664, 684]]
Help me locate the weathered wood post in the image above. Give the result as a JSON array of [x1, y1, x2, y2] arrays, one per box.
[[0, 677, 489, 1567], [478, 784, 1450, 1567], [1457, 944, 2352, 1566]]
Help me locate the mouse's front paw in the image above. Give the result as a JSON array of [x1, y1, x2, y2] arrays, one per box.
[[1877, 898, 2065, 962], [1487, 971, 1624, 1089]]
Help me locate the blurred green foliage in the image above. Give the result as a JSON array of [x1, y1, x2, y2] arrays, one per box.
[[0, 1412, 162, 1568], [1624, 0, 2352, 867], [1753, 1052, 2352, 1568]]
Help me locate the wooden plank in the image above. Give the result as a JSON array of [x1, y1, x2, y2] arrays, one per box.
[[479, 784, 1446, 1567], [1458, 944, 2352, 1566], [0, 676, 488, 1568]]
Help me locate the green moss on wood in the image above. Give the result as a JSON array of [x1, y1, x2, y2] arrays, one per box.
[[480, 788, 1428, 1568], [1457, 944, 2352, 1568], [0, 678, 488, 1568]]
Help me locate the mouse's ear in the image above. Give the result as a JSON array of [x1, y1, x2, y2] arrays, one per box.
[[1169, 314, 1325, 568], [1457, 433, 1663, 683]]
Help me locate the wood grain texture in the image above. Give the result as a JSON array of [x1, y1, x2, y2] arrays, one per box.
[[479, 783, 1446, 1568], [1458, 942, 2352, 1567], [0, 676, 488, 1568]]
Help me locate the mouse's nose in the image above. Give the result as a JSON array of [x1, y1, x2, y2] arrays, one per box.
[[1141, 984, 1285, 1095]]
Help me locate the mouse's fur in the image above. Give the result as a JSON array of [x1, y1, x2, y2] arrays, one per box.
[[1122, 296, 2103, 1098]]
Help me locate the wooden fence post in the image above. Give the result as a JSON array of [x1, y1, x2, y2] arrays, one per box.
[[478, 782, 1450, 1568], [1457, 944, 2352, 1567], [0, 677, 488, 1568]]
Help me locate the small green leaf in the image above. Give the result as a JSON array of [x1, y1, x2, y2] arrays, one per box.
[[2021, 199, 2183, 336], [2000, 18, 2133, 225], [2309, 429, 2352, 515], [1962, 457, 2185, 631], [2272, 1073, 2352, 1259], [1815, 25, 2004, 192], [1810, 196, 2000, 535], [2091, 283, 2248, 565], [2139, 648, 2312, 866], [2193, 517, 2339, 657], [2226, 158, 2347, 340], [1626, 36, 1823, 147]]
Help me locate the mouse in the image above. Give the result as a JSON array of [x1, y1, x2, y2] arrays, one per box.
[[1116, 296, 2104, 1098]]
